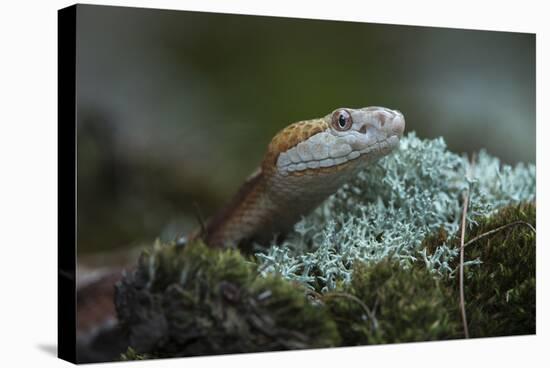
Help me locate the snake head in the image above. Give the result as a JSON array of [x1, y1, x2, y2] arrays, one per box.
[[272, 106, 405, 176], [327, 106, 405, 142]]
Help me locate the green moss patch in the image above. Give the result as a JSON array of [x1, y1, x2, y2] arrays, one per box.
[[117, 203, 535, 360], [325, 260, 461, 345], [115, 241, 340, 359], [455, 203, 535, 337]]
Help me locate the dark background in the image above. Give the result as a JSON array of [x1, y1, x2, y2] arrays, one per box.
[[76, 5, 535, 256]]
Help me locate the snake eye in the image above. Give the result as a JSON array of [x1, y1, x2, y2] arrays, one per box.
[[331, 109, 352, 131]]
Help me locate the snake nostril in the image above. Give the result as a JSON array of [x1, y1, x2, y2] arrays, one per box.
[[359, 125, 367, 134]]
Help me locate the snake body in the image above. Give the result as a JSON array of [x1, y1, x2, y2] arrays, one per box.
[[193, 106, 405, 248]]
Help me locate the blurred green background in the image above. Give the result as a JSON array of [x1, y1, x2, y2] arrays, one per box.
[[76, 5, 535, 255]]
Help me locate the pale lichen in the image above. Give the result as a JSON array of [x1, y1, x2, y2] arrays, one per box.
[[256, 132, 535, 291]]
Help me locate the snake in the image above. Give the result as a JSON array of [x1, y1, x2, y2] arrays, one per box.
[[189, 106, 405, 248]]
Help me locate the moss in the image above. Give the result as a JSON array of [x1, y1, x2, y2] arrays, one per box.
[[421, 227, 449, 255], [324, 203, 535, 345], [452, 203, 536, 337], [325, 260, 461, 345], [120, 347, 149, 361], [115, 241, 340, 359], [116, 204, 535, 359], [421, 202, 536, 337]]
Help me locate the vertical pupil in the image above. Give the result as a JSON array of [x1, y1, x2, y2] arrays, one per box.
[[339, 114, 346, 127]]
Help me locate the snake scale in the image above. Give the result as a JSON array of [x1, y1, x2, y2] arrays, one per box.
[[190, 106, 405, 248]]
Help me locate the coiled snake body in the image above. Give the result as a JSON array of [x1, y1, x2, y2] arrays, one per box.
[[191, 106, 405, 248]]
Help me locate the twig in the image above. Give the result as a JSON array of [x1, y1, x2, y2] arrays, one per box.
[[463, 220, 536, 249], [459, 190, 470, 338], [458, 151, 473, 340]]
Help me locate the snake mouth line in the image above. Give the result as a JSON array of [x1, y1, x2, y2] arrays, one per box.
[[279, 135, 399, 177]]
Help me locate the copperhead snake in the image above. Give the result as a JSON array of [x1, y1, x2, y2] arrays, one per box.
[[190, 106, 405, 248]]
